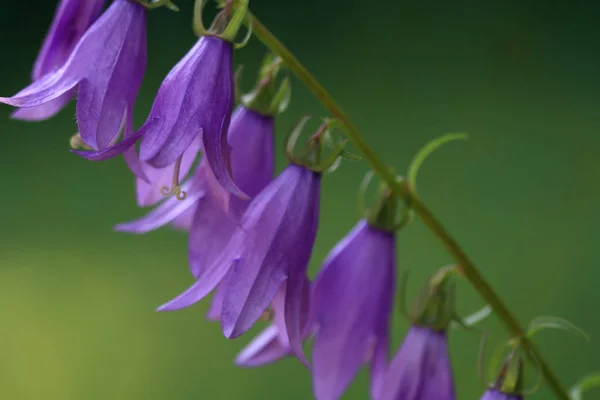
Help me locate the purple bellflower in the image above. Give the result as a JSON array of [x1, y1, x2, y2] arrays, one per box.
[[379, 326, 454, 400], [11, 0, 106, 121], [0, 0, 147, 153], [116, 104, 275, 279], [132, 34, 242, 198], [378, 269, 457, 400], [158, 163, 320, 363], [311, 219, 396, 400]]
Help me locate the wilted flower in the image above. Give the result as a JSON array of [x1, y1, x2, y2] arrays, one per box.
[[12, 0, 106, 121], [378, 269, 457, 400], [1, 0, 146, 152], [117, 104, 275, 278], [158, 163, 320, 362], [480, 390, 522, 400], [311, 219, 396, 400]]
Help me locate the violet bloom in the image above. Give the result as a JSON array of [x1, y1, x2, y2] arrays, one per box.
[[116, 105, 275, 278], [158, 164, 320, 362], [480, 390, 522, 400], [12, 0, 106, 121], [311, 219, 395, 400], [134, 35, 243, 197], [0, 0, 146, 153], [378, 326, 455, 400]]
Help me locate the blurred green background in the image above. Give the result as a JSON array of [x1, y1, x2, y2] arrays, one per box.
[[1, 1, 599, 399]]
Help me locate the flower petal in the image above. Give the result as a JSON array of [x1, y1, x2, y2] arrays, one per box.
[[0, 69, 78, 109], [219, 165, 320, 339], [156, 255, 236, 312], [206, 282, 226, 321], [379, 327, 455, 400], [10, 90, 75, 121], [311, 221, 396, 400], [235, 325, 292, 367], [115, 183, 203, 234], [33, 0, 107, 80], [188, 193, 237, 279]]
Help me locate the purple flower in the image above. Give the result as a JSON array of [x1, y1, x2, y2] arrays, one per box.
[[480, 390, 522, 400], [11, 0, 106, 121], [311, 219, 395, 400], [378, 326, 455, 400], [116, 105, 275, 278], [133, 35, 242, 197], [158, 164, 320, 362], [1, 0, 146, 153]]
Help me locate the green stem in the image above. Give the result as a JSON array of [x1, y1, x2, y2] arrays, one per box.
[[247, 10, 570, 400]]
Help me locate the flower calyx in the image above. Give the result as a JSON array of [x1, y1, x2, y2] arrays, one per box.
[[407, 265, 458, 331], [133, 0, 179, 11], [285, 116, 360, 173], [195, 0, 251, 48], [239, 53, 290, 116]]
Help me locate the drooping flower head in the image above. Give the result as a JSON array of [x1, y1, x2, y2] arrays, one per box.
[[12, 0, 106, 121], [116, 102, 277, 278], [378, 267, 457, 400], [310, 184, 402, 400], [116, 54, 288, 281], [158, 162, 320, 363], [1, 0, 146, 152]]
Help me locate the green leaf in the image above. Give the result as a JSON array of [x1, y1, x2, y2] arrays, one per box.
[[570, 372, 600, 400], [527, 316, 590, 341], [407, 133, 468, 193]]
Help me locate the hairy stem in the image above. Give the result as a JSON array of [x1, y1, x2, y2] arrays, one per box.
[[246, 10, 570, 400]]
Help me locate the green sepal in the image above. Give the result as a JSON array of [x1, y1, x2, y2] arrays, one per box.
[[496, 353, 526, 394], [409, 267, 457, 331], [219, 0, 249, 43], [407, 132, 468, 194], [241, 54, 290, 116], [193, 0, 207, 37], [570, 372, 600, 400], [135, 0, 179, 11], [527, 316, 590, 341], [365, 185, 400, 232], [284, 117, 356, 173], [450, 305, 492, 331]]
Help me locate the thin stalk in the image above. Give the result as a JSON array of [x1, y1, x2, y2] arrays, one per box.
[[246, 10, 570, 400]]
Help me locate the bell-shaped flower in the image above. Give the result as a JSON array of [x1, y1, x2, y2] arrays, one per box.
[[379, 326, 454, 400], [311, 218, 396, 400], [12, 0, 106, 121], [158, 163, 320, 362], [116, 103, 276, 278], [378, 268, 457, 400], [0, 0, 147, 152], [133, 35, 242, 197]]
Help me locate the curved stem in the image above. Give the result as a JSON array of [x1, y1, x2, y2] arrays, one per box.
[[246, 10, 570, 400]]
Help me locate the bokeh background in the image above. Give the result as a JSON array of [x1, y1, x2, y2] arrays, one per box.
[[1, 1, 599, 399]]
